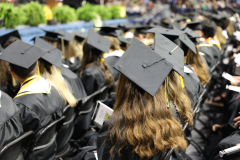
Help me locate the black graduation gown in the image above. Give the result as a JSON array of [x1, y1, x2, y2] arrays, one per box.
[[0, 79, 20, 98], [198, 41, 215, 68], [61, 65, 87, 99], [81, 64, 107, 96], [97, 114, 186, 160], [104, 56, 120, 82], [183, 64, 204, 108], [0, 91, 24, 159], [14, 86, 64, 160]]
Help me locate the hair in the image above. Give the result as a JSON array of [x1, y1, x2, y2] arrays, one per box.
[[186, 47, 210, 85], [225, 22, 235, 37], [214, 26, 226, 45], [72, 39, 84, 60], [39, 60, 77, 107], [0, 60, 11, 86], [3, 38, 20, 49], [81, 41, 114, 87], [201, 19, 217, 38], [10, 62, 37, 79], [104, 36, 121, 51], [43, 39, 58, 48], [57, 41, 78, 61], [105, 72, 192, 159]]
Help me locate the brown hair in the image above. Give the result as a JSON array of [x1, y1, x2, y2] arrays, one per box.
[[39, 61, 77, 107], [0, 60, 11, 86], [104, 36, 121, 51], [57, 41, 78, 61], [107, 71, 192, 159], [186, 47, 210, 85], [72, 39, 84, 60], [81, 41, 114, 87], [214, 26, 226, 45], [226, 22, 235, 37]]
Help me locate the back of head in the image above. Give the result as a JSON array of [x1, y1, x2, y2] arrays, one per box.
[[9, 62, 37, 79], [201, 19, 217, 38], [107, 71, 192, 159], [104, 36, 121, 51]]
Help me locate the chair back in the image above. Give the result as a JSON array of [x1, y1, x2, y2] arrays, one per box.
[[56, 105, 76, 154], [25, 116, 65, 159], [0, 131, 34, 160]]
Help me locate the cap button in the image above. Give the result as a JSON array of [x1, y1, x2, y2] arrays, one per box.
[[142, 64, 147, 68], [166, 29, 169, 31], [21, 52, 24, 54]]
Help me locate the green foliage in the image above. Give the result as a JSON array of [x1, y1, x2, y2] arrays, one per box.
[[19, 2, 46, 26], [76, 3, 97, 21], [94, 5, 112, 20], [0, 3, 26, 28], [110, 5, 122, 19], [53, 5, 77, 24]]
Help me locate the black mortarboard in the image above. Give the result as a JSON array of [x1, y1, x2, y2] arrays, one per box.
[[0, 40, 45, 74], [34, 37, 62, 69], [186, 21, 202, 31], [116, 30, 133, 46], [147, 28, 185, 41], [42, 29, 63, 42], [183, 27, 200, 39], [73, 30, 87, 42], [134, 26, 151, 35], [118, 22, 136, 32], [113, 39, 173, 96], [174, 16, 186, 23], [97, 26, 120, 37], [87, 29, 110, 53], [58, 32, 74, 43], [179, 33, 197, 55], [153, 33, 184, 77], [55, 29, 67, 35], [0, 30, 21, 48]]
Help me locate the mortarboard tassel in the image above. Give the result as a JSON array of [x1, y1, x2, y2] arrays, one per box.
[[12, 76, 17, 87], [37, 60, 41, 77], [180, 75, 184, 88], [58, 68, 62, 76], [61, 37, 65, 59]]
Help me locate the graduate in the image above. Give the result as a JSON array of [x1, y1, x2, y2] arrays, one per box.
[[57, 31, 81, 73], [0, 91, 24, 152], [0, 30, 22, 97], [80, 29, 114, 96], [0, 40, 64, 160], [72, 29, 88, 61], [96, 39, 192, 160]]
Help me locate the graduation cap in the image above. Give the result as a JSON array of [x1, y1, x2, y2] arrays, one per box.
[[152, 33, 184, 77], [34, 37, 62, 69], [97, 26, 120, 37], [147, 28, 185, 41], [174, 16, 186, 23], [55, 29, 67, 35], [179, 33, 197, 55], [58, 32, 74, 43], [113, 39, 173, 96], [0, 30, 21, 48], [116, 30, 133, 46], [134, 26, 151, 35], [186, 21, 202, 31], [183, 27, 200, 39], [160, 18, 173, 29], [0, 40, 45, 75], [118, 22, 136, 32], [73, 30, 87, 43], [42, 29, 63, 42], [87, 29, 110, 53]]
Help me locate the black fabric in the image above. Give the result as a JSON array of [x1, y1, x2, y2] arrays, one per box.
[[13, 86, 64, 160], [72, 146, 97, 160], [81, 64, 107, 96], [0, 79, 20, 98], [61, 66, 87, 99], [198, 41, 216, 68], [0, 30, 21, 48], [62, 57, 81, 73], [0, 91, 24, 148]]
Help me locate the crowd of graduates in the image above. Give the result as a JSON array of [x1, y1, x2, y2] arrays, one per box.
[[1, 5, 240, 160]]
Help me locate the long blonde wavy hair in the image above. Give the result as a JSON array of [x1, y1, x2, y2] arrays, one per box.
[[106, 71, 192, 159], [186, 47, 210, 85], [214, 26, 226, 45], [72, 39, 84, 60], [57, 41, 78, 61], [39, 60, 77, 107]]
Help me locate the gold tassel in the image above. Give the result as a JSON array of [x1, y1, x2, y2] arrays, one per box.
[[180, 75, 184, 88], [61, 37, 65, 59], [37, 60, 41, 76], [58, 68, 62, 76], [100, 58, 104, 63], [12, 76, 16, 87]]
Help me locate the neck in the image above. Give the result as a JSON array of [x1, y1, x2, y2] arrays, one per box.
[[18, 74, 38, 85]]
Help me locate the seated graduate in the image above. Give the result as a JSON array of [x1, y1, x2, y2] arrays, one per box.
[[34, 37, 77, 107], [0, 30, 21, 97], [80, 29, 114, 96], [0, 40, 64, 160], [57, 31, 81, 73], [35, 30, 87, 100], [0, 91, 24, 152], [97, 39, 193, 160], [72, 30, 87, 61], [186, 21, 216, 69]]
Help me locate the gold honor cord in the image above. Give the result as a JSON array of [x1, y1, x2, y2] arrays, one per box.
[[165, 77, 172, 108], [180, 75, 184, 88], [61, 37, 65, 59], [12, 76, 17, 87]]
